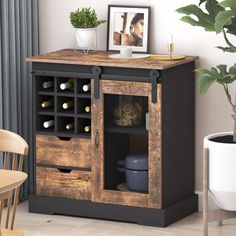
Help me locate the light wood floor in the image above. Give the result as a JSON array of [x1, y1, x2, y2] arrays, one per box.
[[3, 201, 236, 236]]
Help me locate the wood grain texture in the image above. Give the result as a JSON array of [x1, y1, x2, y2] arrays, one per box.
[[36, 167, 91, 200], [92, 80, 161, 208], [148, 84, 162, 209], [102, 81, 149, 96], [36, 135, 91, 168], [26, 49, 197, 70], [91, 79, 103, 202], [101, 190, 148, 208]]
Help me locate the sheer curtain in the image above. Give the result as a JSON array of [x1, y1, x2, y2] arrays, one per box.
[[0, 0, 39, 199]]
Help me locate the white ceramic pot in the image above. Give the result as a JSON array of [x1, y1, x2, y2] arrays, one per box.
[[74, 28, 97, 50], [204, 131, 236, 211]]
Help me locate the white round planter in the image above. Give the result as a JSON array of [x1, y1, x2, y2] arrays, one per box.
[[74, 28, 97, 52], [204, 131, 236, 211]]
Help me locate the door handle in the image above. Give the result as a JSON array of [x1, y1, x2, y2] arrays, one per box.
[[95, 128, 99, 149]]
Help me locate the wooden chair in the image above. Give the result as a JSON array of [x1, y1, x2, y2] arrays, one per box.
[[0, 129, 28, 235]]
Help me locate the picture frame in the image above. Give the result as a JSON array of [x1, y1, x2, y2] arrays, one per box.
[[107, 5, 150, 53]]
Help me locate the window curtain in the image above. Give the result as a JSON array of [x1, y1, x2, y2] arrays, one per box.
[[0, 0, 39, 199]]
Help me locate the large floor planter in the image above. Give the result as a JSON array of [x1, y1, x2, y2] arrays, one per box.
[[74, 28, 97, 53], [204, 131, 236, 211]]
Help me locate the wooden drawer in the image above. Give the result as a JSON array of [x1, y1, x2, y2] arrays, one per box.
[[36, 135, 91, 168], [36, 166, 91, 200]]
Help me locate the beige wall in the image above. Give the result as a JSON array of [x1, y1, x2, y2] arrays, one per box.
[[38, 0, 236, 191]]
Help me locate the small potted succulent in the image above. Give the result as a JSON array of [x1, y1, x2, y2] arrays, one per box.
[[177, 0, 236, 210], [69, 7, 106, 52]]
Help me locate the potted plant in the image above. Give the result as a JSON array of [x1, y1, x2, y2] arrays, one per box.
[[69, 7, 106, 53], [177, 0, 236, 211]]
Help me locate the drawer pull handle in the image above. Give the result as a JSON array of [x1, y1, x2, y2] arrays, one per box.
[[95, 128, 99, 149], [57, 168, 72, 173], [57, 137, 72, 141]]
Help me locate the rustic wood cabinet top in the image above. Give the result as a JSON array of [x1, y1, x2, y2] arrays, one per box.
[[27, 49, 197, 70]]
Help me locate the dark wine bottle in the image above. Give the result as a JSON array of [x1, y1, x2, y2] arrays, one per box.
[[84, 105, 91, 113], [65, 123, 74, 130], [62, 100, 74, 110], [84, 125, 91, 133], [41, 99, 53, 108], [42, 80, 54, 89]]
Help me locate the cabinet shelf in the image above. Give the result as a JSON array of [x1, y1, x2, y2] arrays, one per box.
[[55, 132, 90, 138], [38, 111, 55, 116], [55, 131, 75, 136], [38, 92, 90, 98], [57, 110, 74, 115], [36, 131, 90, 139], [117, 183, 148, 194], [38, 91, 55, 95], [76, 133, 91, 139], [57, 113, 75, 117], [77, 113, 91, 119], [55, 92, 75, 97], [36, 130, 55, 135], [77, 93, 91, 98], [39, 113, 90, 119], [106, 125, 147, 135]]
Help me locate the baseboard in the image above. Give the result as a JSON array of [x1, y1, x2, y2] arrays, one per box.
[[196, 191, 219, 211], [29, 194, 198, 227]]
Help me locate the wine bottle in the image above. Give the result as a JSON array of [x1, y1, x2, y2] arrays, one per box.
[[43, 120, 54, 129], [62, 100, 74, 110], [65, 123, 74, 130], [60, 79, 74, 90], [82, 83, 91, 92], [42, 80, 54, 89], [84, 105, 91, 113], [84, 125, 91, 133], [41, 99, 54, 108]]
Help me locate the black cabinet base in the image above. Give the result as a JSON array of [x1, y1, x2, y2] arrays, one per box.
[[29, 194, 198, 227]]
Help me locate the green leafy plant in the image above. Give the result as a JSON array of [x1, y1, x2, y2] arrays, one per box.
[[177, 0, 236, 141], [70, 7, 106, 28]]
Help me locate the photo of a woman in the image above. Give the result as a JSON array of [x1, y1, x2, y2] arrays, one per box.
[[113, 13, 144, 47], [107, 5, 150, 53]]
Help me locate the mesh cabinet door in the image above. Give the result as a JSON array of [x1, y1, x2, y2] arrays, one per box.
[[92, 80, 162, 209]]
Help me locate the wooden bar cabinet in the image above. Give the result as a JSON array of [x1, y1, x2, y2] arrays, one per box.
[[27, 49, 198, 227]]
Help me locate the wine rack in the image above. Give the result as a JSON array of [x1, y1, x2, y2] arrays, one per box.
[[35, 75, 91, 138]]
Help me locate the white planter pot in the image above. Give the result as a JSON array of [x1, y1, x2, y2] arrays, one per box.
[[74, 28, 97, 52], [204, 131, 236, 211]]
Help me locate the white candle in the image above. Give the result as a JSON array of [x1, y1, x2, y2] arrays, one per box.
[[120, 47, 132, 58], [168, 33, 173, 44]]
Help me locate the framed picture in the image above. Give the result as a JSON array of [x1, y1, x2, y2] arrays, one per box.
[[107, 5, 150, 53]]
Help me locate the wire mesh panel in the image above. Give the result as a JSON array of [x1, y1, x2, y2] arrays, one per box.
[[104, 94, 148, 193]]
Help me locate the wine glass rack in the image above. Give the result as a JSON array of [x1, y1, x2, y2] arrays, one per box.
[[35, 76, 91, 138]]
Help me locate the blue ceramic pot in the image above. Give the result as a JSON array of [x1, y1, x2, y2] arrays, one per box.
[[118, 154, 148, 192]]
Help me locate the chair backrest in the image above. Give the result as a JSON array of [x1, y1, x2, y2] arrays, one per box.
[[0, 129, 29, 171]]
